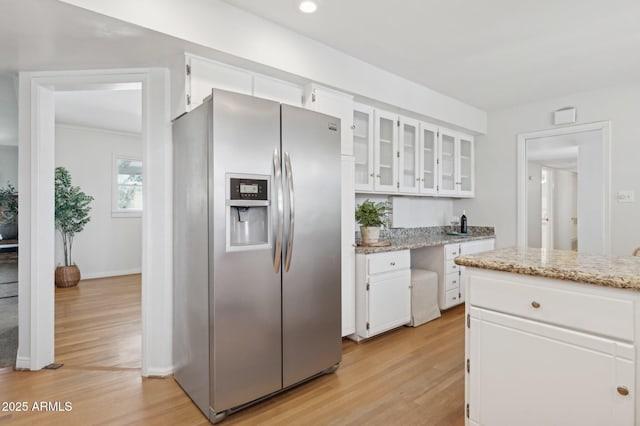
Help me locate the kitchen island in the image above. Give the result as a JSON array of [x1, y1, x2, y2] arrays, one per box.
[[456, 247, 640, 426]]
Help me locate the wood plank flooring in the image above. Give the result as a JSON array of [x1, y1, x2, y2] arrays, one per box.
[[0, 275, 465, 425]]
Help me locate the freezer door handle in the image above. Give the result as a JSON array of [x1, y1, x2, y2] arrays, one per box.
[[284, 151, 295, 272], [272, 148, 283, 273]]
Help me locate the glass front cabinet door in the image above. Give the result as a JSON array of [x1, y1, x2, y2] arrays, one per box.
[[353, 104, 375, 192], [374, 109, 398, 192], [458, 133, 474, 196], [398, 117, 420, 194], [419, 122, 438, 195], [438, 129, 458, 196]]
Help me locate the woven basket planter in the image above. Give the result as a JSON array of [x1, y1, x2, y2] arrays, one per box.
[[55, 265, 81, 288]]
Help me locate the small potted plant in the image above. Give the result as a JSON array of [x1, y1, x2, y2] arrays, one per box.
[[54, 167, 94, 288], [0, 183, 18, 240], [355, 199, 390, 244]]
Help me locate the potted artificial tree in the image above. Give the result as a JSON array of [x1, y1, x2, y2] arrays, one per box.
[[355, 199, 390, 244], [54, 167, 94, 288], [0, 183, 18, 240]]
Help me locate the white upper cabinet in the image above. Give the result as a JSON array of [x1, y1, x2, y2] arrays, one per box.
[[174, 54, 304, 116], [438, 128, 458, 196], [253, 74, 304, 107], [458, 133, 475, 196], [352, 104, 476, 198], [438, 128, 475, 197], [419, 122, 438, 195], [188, 55, 252, 108], [374, 109, 399, 193], [398, 116, 420, 194], [305, 85, 354, 156], [353, 103, 375, 191]]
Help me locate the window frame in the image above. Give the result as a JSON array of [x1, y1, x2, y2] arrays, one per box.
[[112, 154, 143, 218]]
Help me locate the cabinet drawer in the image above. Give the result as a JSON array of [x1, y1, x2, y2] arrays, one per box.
[[445, 272, 460, 291], [460, 238, 495, 256], [443, 288, 460, 309], [469, 274, 634, 341], [444, 244, 460, 260], [367, 250, 410, 275], [445, 258, 459, 274]]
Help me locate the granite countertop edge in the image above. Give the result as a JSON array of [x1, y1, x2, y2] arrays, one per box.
[[355, 234, 496, 254], [455, 248, 640, 290]]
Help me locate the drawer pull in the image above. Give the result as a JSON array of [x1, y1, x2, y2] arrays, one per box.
[[452, 280, 457, 284], [617, 386, 629, 396], [390, 261, 396, 266], [531, 301, 541, 309]]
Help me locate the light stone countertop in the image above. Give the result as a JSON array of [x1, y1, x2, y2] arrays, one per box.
[[455, 247, 640, 290], [354, 226, 495, 255]]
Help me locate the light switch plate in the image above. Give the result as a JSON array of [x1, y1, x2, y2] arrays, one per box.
[[616, 190, 635, 203]]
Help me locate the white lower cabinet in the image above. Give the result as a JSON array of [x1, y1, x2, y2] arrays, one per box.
[[466, 269, 637, 426], [412, 238, 494, 310], [351, 250, 411, 341]]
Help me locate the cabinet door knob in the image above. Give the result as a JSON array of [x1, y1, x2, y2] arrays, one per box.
[[390, 261, 396, 266], [350, 124, 356, 130], [617, 386, 630, 396], [531, 301, 541, 309], [369, 173, 374, 177]]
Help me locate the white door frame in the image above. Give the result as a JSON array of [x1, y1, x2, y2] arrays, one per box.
[[17, 68, 173, 376], [516, 121, 611, 253]]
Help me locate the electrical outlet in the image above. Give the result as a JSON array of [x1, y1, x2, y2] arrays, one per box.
[[616, 190, 635, 203]]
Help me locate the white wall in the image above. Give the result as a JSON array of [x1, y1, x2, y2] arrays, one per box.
[[0, 145, 18, 186], [456, 83, 640, 255], [355, 194, 455, 229], [392, 197, 455, 228], [554, 169, 577, 250], [59, 0, 486, 134], [55, 124, 142, 278]]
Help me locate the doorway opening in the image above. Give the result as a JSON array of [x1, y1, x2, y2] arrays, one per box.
[[18, 69, 172, 374], [517, 122, 611, 254], [53, 86, 143, 369], [0, 73, 19, 369]]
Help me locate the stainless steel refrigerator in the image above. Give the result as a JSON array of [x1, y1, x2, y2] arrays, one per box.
[[172, 89, 342, 423]]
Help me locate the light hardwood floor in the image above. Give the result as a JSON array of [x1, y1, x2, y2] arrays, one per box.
[[0, 275, 465, 425]]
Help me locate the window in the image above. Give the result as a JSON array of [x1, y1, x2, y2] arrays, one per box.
[[113, 156, 142, 217]]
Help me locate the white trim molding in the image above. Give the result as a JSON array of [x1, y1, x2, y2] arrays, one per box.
[[18, 68, 172, 375], [516, 121, 611, 254]]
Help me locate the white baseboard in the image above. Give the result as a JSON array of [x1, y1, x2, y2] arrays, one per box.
[[145, 365, 174, 378], [81, 268, 142, 280], [15, 356, 31, 370]]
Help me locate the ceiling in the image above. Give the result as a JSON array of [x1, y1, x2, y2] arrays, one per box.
[[1, 0, 640, 137], [223, 0, 640, 110], [55, 87, 142, 134]]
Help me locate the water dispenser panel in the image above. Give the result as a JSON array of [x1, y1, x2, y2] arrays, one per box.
[[229, 178, 268, 201]]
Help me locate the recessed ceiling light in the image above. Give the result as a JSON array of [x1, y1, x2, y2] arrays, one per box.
[[298, 0, 318, 13]]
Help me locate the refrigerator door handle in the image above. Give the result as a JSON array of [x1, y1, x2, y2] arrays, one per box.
[[284, 151, 295, 272], [272, 148, 283, 273]]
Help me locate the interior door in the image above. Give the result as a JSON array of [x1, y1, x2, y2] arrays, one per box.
[[280, 104, 342, 388]]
